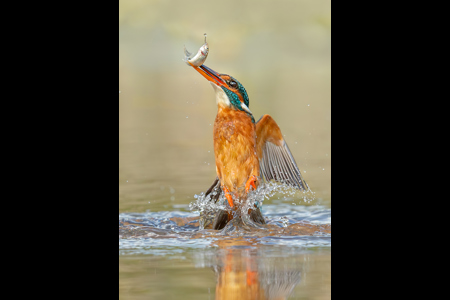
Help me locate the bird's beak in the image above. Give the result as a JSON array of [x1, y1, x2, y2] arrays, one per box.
[[190, 64, 226, 87]]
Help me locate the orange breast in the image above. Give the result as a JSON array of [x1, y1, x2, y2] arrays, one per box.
[[214, 106, 259, 196]]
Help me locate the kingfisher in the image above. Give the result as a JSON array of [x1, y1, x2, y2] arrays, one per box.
[[187, 63, 309, 230]]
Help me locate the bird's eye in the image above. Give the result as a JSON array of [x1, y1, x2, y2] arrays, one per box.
[[229, 80, 237, 88]]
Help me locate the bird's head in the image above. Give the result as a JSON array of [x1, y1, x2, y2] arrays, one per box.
[[193, 65, 254, 122]]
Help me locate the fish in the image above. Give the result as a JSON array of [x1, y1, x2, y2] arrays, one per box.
[[183, 34, 209, 67], [183, 43, 209, 67]]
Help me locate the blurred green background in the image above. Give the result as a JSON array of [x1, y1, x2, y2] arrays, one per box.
[[119, 0, 331, 213]]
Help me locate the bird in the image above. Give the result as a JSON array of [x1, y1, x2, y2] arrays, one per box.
[[187, 63, 309, 230]]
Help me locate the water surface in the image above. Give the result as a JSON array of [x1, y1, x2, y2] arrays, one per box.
[[120, 201, 330, 299]]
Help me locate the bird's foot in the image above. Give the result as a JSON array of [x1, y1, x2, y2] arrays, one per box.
[[245, 175, 257, 193], [223, 186, 234, 208]]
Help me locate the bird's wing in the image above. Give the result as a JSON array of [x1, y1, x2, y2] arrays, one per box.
[[205, 176, 222, 202], [256, 114, 309, 191]]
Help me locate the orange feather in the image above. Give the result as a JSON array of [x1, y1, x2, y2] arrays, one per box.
[[214, 105, 259, 199], [255, 114, 284, 159]]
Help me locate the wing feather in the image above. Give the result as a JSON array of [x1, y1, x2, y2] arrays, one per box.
[[256, 115, 309, 191], [274, 144, 290, 182], [204, 177, 222, 202]]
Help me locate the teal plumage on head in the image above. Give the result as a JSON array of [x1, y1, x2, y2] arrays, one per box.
[[221, 76, 254, 123], [232, 76, 249, 108], [190, 64, 254, 123]]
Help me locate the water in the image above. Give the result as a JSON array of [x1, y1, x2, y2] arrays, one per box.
[[119, 204, 330, 253], [120, 184, 331, 299], [120, 245, 330, 299]]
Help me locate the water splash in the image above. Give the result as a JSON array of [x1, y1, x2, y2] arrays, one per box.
[[120, 183, 328, 256], [119, 203, 330, 256], [189, 181, 316, 230]]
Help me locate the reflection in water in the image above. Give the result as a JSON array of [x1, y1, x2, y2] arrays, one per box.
[[119, 206, 330, 299], [196, 239, 305, 300]]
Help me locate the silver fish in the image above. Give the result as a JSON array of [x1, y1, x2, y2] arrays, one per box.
[[184, 34, 209, 67]]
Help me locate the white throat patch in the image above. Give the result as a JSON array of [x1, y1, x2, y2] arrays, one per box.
[[210, 82, 231, 107]]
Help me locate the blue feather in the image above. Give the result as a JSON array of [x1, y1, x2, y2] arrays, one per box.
[[221, 87, 255, 123]]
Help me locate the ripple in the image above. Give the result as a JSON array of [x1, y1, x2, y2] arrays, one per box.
[[119, 203, 331, 255]]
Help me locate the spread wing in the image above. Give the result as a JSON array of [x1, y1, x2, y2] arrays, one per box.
[[256, 114, 309, 191]]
